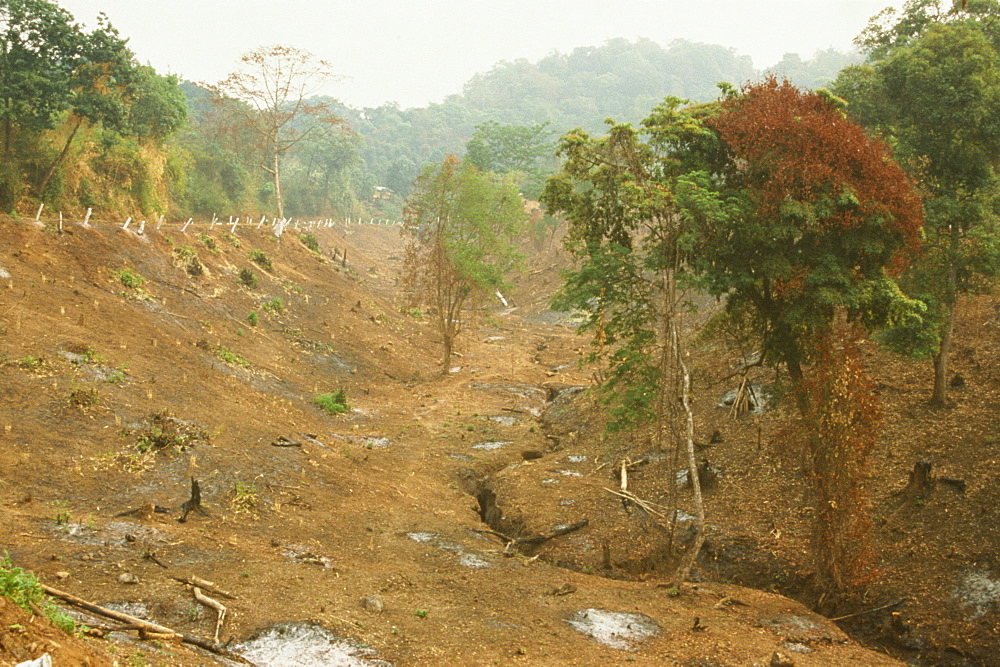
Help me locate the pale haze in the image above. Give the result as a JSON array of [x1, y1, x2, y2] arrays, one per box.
[[56, 0, 898, 109]]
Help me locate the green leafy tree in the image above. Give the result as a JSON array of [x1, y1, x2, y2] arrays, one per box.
[[465, 121, 553, 197], [403, 155, 526, 372], [0, 0, 82, 206], [837, 8, 1000, 405], [541, 99, 715, 585]]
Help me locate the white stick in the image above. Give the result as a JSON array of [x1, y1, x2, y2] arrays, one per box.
[[83, 208, 92, 226], [157, 215, 164, 230], [123, 217, 132, 230], [59, 212, 63, 232], [181, 218, 193, 233], [138, 220, 145, 234], [231, 218, 239, 233], [35, 203, 44, 221]]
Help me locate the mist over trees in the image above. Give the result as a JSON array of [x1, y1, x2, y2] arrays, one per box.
[[0, 0, 859, 221]]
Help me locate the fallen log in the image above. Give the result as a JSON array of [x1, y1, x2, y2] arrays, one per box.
[[40, 583, 249, 663], [473, 519, 589, 555]]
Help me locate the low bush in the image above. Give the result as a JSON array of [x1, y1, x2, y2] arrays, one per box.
[[238, 268, 257, 288], [315, 389, 350, 415], [249, 249, 273, 271]]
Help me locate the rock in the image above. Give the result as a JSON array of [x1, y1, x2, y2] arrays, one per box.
[[55, 571, 69, 580], [118, 572, 139, 584], [361, 594, 384, 613], [770, 651, 795, 667]]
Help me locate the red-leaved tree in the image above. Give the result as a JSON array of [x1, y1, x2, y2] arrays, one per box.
[[683, 77, 924, 595]]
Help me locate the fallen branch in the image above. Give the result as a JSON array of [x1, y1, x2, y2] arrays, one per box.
[[41, 583, 249, 663], [194, 587, 227, 644], [41, 583, 180, 639], [171, 575, 237, 600], [829, 598, 908, 622], [474, 520, 590, 555], [603, 487, 668, 518]]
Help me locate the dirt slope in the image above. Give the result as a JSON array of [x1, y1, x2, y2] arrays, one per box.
[[0, 214, 977, 665]]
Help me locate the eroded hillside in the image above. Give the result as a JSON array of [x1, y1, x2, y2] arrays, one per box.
[[0, 215, 994, 666]]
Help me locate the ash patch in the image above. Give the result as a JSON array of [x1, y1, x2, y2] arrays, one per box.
[[235, 621, 391, 666], [956, 569, 1000, 619], [566, 608, 660, 650], [471, 441, 512, 451]]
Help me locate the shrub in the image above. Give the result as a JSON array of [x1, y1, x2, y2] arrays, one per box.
[[69, 386, 101, 407], [299, 233, 320, 254], [238, 268, 257, 288], [247, 311, 259, 326], [198, 233, 218, 252], [222, 231, 242, 248], [116, 268, 144, 289], [216, 346, 250, 368], [249, 249, 273, 271], [262, 297, 283, 314], [314, 389, 350, 415]]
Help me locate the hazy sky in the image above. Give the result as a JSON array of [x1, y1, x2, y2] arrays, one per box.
[[56, 1, 899, 109]]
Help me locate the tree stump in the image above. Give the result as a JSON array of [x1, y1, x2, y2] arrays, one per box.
[[903, 461, 935, 500]]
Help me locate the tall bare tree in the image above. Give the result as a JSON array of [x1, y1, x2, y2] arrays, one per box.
[[210, 45, 345, 218]]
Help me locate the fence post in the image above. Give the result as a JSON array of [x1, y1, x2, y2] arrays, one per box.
[[182, 218, 193, 233], [35, 203, 44, 222], [123, 217, 132, 230], [83, 208, 92, 226]]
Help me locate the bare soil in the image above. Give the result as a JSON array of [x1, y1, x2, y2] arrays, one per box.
[[0, 215, 996, 666]]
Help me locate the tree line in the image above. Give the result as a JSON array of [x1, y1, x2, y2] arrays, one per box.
[[1, 0, 856, 223]]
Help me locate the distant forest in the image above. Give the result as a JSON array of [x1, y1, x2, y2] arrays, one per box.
[[2, 0, 858, 222]]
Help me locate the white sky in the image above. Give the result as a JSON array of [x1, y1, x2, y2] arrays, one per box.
[[56, 0, 899, 109]]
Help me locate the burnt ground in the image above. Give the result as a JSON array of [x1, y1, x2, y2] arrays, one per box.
[[0, 214, 996, 666]]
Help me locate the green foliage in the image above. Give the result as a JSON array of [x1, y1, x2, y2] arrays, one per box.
[[198, 233, 218, 252], [249, 249, 273, 271], [238, 268, 257, 288], [261, 297, 283, 314], [0, 554, 78, 634], [465, 121, 553, 198], [314, 389, 350, 415], [403, 155, 527, 371], [247, 311, 259, 326], [299, 233, 320, 254], [215, 346, 249, 368], [837, 10, 1000, 402], [115, 268, 145, 289], [221, 231, 242, 248], [14, 355, 44, 369], [541, 98, 712, 431], [690, 78, 924, 379]]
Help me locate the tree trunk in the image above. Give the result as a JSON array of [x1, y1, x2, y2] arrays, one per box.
[[441, 331, 453, 375], [930, 311, 954, 406], [671, 342, 706, 587], [271, 151, 284, 219], [36, 115, 84, 197], [931, 223, 960, 407]]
